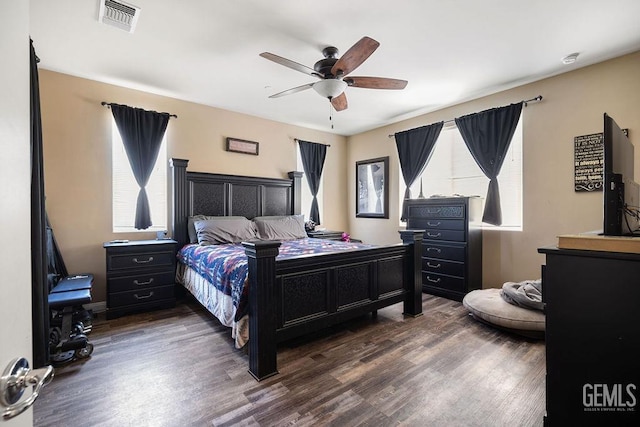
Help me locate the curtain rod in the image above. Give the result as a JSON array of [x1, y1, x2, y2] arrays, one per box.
[[294, 138, 331, 147], [387, 95, 542, 138], [101, 102, 178, 118]]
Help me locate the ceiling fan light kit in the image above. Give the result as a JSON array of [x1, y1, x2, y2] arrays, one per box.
[[313, 79, 348, 99], [260, 36, 407, 114]]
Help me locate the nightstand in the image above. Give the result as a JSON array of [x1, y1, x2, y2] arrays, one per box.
[[307, 230, 361, 243], [307, 230, 345, 240], [103, 239, 177, 319]]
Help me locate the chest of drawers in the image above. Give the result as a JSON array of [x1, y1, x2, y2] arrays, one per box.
[[406, 197, 483, 301], [103, 239, 177, 319]]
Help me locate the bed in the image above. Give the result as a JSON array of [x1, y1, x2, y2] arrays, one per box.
[[170, 158, 423, 380]]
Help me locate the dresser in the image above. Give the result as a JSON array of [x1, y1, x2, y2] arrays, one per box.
[[103, 239, 177, 319], [405, 197, 483, 301], [538, 246, 640, 426]]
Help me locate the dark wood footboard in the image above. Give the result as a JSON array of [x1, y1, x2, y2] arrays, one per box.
[[244, 230, 423, 381], [170, 158, 424, 381]]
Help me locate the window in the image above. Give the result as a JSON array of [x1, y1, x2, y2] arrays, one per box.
[[400, 116, 523, 230], [112, 121, 167, 233], [296, 146, 324, 224]]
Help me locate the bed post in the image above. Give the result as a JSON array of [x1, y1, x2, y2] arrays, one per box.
[[243, 240, 281, 381], [170, 158, 189, 247], [399, 229, 424, 317], [288, 171, 303, 215]]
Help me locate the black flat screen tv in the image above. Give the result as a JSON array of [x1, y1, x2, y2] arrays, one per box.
[[602, 113, 638, 236]]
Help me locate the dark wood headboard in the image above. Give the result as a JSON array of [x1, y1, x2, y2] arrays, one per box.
[[169, 158, 303, 247]]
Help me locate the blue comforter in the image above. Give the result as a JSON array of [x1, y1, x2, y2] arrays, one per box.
[[177, 238, 371, 320]]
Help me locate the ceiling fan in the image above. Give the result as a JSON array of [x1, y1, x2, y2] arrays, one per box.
[[260, 36, 407, 112]]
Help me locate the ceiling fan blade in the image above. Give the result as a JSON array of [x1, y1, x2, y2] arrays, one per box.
[[260, 52, 323, 78], [268, 83, 315, 98], [331, 36, 379, 77], [331, 92, 348, 111], [344, 76, 408, 90]]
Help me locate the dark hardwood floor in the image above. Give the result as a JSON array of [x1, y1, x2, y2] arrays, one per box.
[[34, 293, 545, 426]]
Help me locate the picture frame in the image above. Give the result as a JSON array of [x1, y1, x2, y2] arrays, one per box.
[[226, 137, 259, 155], [356, 156, 389, 218]]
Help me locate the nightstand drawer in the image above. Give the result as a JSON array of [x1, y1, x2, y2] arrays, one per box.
[[107, 250, 175, 271], [108, 285, 175, 309], [108, 271, 175, 293]]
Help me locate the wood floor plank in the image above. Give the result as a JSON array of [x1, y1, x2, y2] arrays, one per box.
[[34, 293, 545, 426]]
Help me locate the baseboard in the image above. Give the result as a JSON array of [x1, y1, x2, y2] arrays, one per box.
[[85, 301, 107, 314]]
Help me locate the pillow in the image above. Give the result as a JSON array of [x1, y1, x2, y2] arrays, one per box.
[[253, 215, 307, 240], [188, 215, 246, 243], [193, 217, 257, 246]]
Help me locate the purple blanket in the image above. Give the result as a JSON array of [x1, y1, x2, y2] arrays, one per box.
[[177, 238, 371, 320]]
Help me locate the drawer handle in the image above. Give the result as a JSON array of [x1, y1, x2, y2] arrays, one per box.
[[427, 262, 441, 269], [426, 247, 442, 253], [427, 221, 441, 227], [426, 276, 441, 283], [426, 232, 441, 238], [132, 256, 154, 264], [133, 292, 154, 300], [133, 278, 154, 286]]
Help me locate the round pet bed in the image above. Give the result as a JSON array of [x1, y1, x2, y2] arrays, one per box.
[[463, 288, 545, 339]]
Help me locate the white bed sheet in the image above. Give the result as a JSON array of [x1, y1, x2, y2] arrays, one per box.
[[176, 263, 249, 348]]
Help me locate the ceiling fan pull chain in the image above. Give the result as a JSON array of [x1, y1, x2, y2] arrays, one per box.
[[329, 101, 334, 129]]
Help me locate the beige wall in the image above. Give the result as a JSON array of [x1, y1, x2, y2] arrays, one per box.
[[347, 51, 640, 287], [41, 51, 640, 302], [39, 71, 348, 302]]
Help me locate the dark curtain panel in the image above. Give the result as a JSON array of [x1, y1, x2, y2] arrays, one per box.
[[454, 102, 523, 225], [30, 39, 49, 368], [395, 122, 444, 221], [110, 104, 170, 229], [298, 140, 327, 224]]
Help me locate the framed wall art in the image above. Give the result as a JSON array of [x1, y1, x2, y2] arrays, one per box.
[[356, 156, 389, 218], [226, 137, 259, 155]]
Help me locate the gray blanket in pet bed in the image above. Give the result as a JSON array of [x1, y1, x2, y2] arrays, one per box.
[[500, 279, 543, 311]]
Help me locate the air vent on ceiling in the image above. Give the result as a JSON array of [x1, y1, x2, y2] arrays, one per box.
[[98, 0, 141, 33]]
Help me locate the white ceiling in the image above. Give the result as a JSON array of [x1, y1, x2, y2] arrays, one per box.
[[30, 0, 640, 136]]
